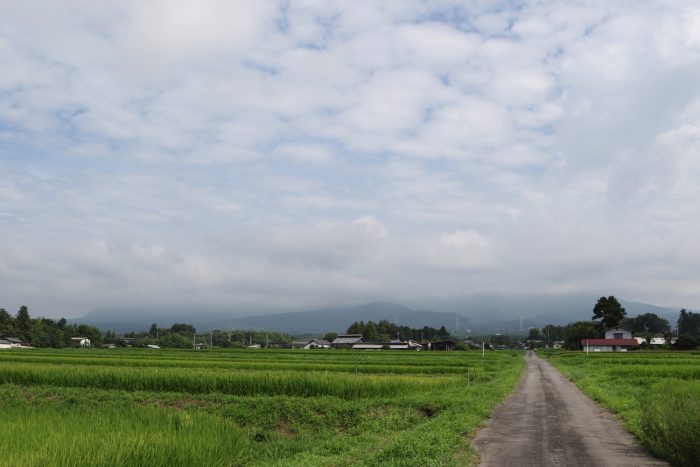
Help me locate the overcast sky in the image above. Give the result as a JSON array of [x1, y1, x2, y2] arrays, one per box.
[[1, 0, 700, 318]]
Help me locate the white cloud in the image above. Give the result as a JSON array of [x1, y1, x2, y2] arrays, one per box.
[[1, 0, 700, 316]]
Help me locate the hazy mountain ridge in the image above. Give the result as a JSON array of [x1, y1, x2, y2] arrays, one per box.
[[72, 296, 684, 335]]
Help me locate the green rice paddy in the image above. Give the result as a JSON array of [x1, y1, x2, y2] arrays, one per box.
[[0, 348, 524, 466]]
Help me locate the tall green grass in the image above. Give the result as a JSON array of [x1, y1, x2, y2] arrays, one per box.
[[0, 404, 248, 466]]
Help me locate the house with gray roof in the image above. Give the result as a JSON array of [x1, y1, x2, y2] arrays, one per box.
[[331, 334, 364, 348]]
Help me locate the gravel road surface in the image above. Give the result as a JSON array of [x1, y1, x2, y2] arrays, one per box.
[[472, 351, 668, 467]]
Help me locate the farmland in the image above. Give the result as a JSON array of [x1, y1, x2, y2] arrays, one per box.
[[0, 348, 523, 466], [543, 351, 700, 467]]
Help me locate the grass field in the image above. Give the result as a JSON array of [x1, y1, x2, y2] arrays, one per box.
[[542, 351, 700, 467], [0, 348, 524, 466]]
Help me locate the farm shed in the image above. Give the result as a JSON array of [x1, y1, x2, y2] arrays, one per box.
[[0, 338, 11, 349], [387, 340, 423, 350], [332, 334, 364, 348], [293, 339, 333, 349], [268, 340, 291, 349], [581, 338, 639, 352], [352, 343, 383, 350], [71, 337, 91, 348], [427, 340, 457, 351]]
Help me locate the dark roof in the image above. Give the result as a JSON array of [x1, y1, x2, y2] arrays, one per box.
[[581, 339, 639, 346], [332, 335, 363, 344], [4, 337, 24, 343]]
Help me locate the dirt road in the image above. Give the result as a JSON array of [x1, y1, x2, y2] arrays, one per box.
[[472, 351, 668, 467]]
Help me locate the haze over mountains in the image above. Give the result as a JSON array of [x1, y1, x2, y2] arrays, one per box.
[[73, 295, 682, 335]]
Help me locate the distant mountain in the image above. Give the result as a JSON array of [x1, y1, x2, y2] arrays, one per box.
[[72, 302, 471, 335], [228, 302, 472, 334], [70, 304, 275, 334], [72, 296, 683, 335], [410, 295, 681, 332]]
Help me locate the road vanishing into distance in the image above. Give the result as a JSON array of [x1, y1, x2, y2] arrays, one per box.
[[472, 352, 668, 467]]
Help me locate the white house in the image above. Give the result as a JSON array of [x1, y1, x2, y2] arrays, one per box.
[[605, 328, 633, 340], [292, 339, 332, 349], [581, 328, 638, 352], [4, 337, 27, 348]]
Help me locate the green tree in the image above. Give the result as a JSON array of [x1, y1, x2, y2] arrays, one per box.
[[0, 308, 14, 335], [592, 296, 626, 329], [676, 309, 700, 349], [677, 309, 700, 336], [623, 313, 671, 334], [170, 323, 195, 336], [564, 321, 602, 350], [16, 305, 32, 341], [323, 332, 338, 342], [148, 323, 158, 338], [363, 321, 380, 341]]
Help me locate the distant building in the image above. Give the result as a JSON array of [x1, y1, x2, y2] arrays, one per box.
[[386, 340, 422, 350], [0, 338, 11, 349], [634, 337, 676, 346], [605, 328, 633, 340], [427, 340, 457, 351], [267, 340, 291, 349], [352, 343, 383, 350], [4, 337, 28, 348], [70, 337, 91, 348], [581, 328, 638, 352], [291, 339, 332, 349], [331, 334, 364, 348]]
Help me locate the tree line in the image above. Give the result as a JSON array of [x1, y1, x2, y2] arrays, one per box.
[[4, 297, 700, 350], [0, 306, 102, 347], [123, 324, 292, 349], [345, 320, 452, 342]]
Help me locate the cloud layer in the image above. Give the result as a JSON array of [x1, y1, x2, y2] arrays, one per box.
[[1, 0, 700, 316]]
